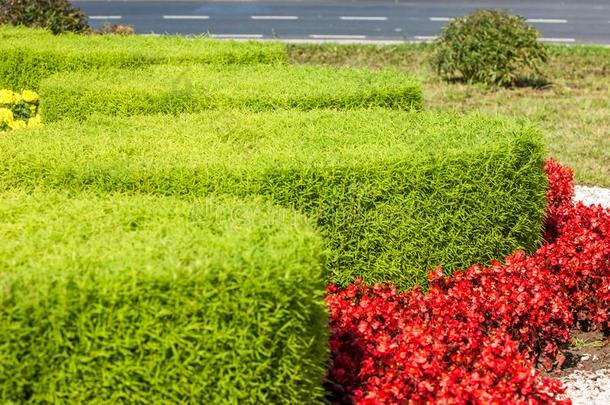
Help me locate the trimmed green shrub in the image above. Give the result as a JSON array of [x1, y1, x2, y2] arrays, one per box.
[[39, 64, 423, 120], [0, 109, 548, 289], [0, 25, 287, 90], [0, 190, 328, 403], [0, 23, 51, 38], [432, 9, 549, 86], [0, 0, 89, 34]]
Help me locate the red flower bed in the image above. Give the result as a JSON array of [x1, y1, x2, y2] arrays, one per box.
[[326, 159, 610, 404]]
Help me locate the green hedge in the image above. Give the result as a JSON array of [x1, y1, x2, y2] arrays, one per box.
[[0, 191, 328, 403], [38, 64, 423, 121], [0, 109, 547, 288], [0, 25, 287, 90], [0, 24, 51, 39]]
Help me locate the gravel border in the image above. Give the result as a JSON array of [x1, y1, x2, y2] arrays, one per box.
[[561, 185, 609, 404], [574, 185, 610, 209], [561, 369, 610, 405]]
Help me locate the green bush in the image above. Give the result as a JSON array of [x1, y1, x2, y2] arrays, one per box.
[[0, 109, 548, 289], [0, 190, 328, 403], [432, 9, 549, 86], [38, 64, 423, 120], [0, 23, 50, 38], [0, 25, 287, 90], [0, 0, 89, 34]]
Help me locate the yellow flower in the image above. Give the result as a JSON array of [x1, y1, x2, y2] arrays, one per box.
[[0, 107, 14, 123], [0, 90, 16, 105], [27, 115, 42, 128], [8, 119, 27, 130], [21, 90, 39, 103]]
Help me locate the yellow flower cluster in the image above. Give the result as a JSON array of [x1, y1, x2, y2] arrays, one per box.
[[0, 89, 42, 132]]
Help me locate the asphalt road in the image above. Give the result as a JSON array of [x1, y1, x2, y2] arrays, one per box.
[[72, 0, 610, 44]]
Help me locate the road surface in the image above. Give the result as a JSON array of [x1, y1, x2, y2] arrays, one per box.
[[73, 0, 610, 44]]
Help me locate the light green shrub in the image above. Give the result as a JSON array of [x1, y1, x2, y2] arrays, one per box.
[[0, 190, 328, 403], [0, 25, 287, 89], [38, 64, 423, 120], [0, 109, 548, 288]]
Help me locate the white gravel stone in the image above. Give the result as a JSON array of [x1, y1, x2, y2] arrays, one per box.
[[560, 369, 610, 405], [561, 185, 610, 404], [574, 185, 610, 209]]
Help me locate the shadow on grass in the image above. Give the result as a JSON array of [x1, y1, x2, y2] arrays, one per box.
[[443, 76, 552, 90], [512, 77, 553, 89]]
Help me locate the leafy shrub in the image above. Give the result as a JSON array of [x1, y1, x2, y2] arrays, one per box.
[[0, 110, 547, 289], [0, 25, 287, 90], [432, 9, 549, 86], [0, 88, 41, 130], [0, 0, 89, 34], [326, 160, 610, 403], [39, 64, 423, 120], [0, 191, 328, 403]]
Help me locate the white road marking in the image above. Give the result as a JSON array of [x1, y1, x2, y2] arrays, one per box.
[[309, 34, 367, 39], [429, 17, 454, 22], [526, 18, 568, 23], [251, 16, 299, 20], [282, 38, 405, 44], [413, 35, 438, 41], [340, 16, 388, 21], [210, 34, 264, 39], [540, 37, 576, 42], [163, 15, 210, 20], [89, 16, 122, 20]]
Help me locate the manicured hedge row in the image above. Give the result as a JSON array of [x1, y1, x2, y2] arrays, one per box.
[[0, 110, 547, 288], [0, 191, 328, 403], [0, 25, 50, 39], [38, 64, 423, 121], [0, 25, 287, 90]]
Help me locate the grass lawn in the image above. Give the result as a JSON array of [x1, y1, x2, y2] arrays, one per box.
[[289, 44, 610, 188]]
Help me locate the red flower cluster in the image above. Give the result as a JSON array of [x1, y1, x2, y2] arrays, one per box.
[[326, 159, 610, 404], [542, 160, 610, 332]]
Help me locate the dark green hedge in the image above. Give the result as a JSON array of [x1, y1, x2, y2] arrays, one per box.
[[38, 64, 423, 121], [0, 191, 328, 403], [0, 109, 547, 289], [0, 25, 287, 90]]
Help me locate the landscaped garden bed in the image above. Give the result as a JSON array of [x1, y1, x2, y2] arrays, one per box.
[[326, 160, 610, 403], [0, 109, 546, 289], [0, 19, 609, 404]]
